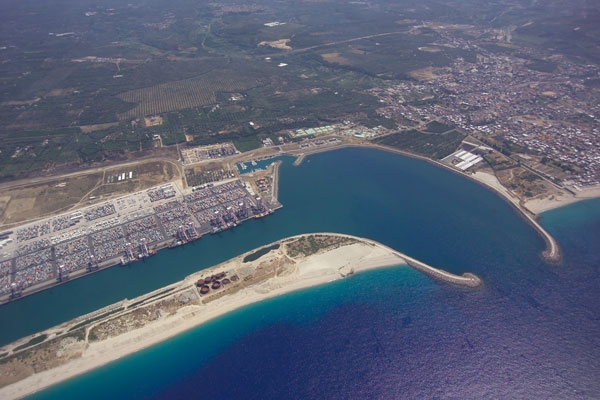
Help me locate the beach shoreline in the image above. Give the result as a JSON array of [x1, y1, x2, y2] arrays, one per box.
[[522, 185, 600, 214], [0, 233, 481, 400]]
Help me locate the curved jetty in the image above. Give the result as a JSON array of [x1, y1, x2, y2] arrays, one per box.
[[401, 254, 481, 288], [0, 233, 480, 400]]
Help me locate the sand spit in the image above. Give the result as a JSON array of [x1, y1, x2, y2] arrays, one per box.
[[0, 233, 481, 399]]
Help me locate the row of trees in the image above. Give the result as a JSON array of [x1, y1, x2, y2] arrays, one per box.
[[118, 76, 262, 120]]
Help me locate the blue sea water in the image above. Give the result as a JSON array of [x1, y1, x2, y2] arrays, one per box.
[[5, 147, 599, 399]]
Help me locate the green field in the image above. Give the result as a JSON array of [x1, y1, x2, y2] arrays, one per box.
[[375, 129, 466, 159]]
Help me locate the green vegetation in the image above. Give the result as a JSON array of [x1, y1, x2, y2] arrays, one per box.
[[117, 69, 265, 120], [68, 329, 86, 342], [500, 140, 537, 156], [67, 307, 125, 332], [233, 136, 263, 153], [286, 235, 356, 258], [513, 12, 600, 64], [424, 121, 455, 134], [375, 129, 466, 159], [13, 334, 48, 352], [541, 157, 579, 174], [525, 60, 558, 73], [0, 0, 597, 179], [482, 154, 516, 171]]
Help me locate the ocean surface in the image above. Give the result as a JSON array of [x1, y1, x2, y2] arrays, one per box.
[[2, 147, 599, 399]]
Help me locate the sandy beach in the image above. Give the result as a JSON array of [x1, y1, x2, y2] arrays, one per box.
[[0, 234, 481, 400], [523, 184, 600, 214], [471, 171, 522, 208]]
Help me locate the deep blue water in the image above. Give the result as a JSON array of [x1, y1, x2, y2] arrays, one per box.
[[5, 147, 599, 399]]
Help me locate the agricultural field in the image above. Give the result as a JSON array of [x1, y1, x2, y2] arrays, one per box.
[[316, 32, 474, 79], [0, 0, 597, 180], [375, 129, 467, 160], [117, 72, 266, 120]]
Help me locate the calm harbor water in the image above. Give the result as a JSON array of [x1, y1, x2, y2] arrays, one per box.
[[3, 147, 599, 399]]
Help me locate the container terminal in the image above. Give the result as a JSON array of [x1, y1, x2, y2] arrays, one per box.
[[0, 177, 281, 305]]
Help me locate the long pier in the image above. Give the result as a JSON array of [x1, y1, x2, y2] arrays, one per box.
[[400, 254, 482, 288]]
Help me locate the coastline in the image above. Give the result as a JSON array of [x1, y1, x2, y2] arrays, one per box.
[[0, 174, 283, 306], [469, 171, 561, 262], [523, 185, 600, 214], [0, 140, 572, 308], [369, 144, 562, 262], [0, 233, 481, 399], [290, 141, 600, 214], [290, 143, 564, 262]]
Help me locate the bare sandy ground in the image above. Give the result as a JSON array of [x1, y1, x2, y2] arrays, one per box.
[[524, 185, 600, 214], [0, 241, 407, 400], [471, 171, 522, 208], [470, 171, 600, 215]]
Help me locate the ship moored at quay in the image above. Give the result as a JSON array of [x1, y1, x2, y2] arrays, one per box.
[[0, 177, 281, 305]]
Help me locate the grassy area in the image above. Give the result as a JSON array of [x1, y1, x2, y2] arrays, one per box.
[[233, 137, 263, 152], [525, 59, 557, 73], [68, 328, 86, 342], [13, 334, 48, 352], [375, 129, 466, 159], [424, 121, 455, 134], [67, 308, 124, 333]]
